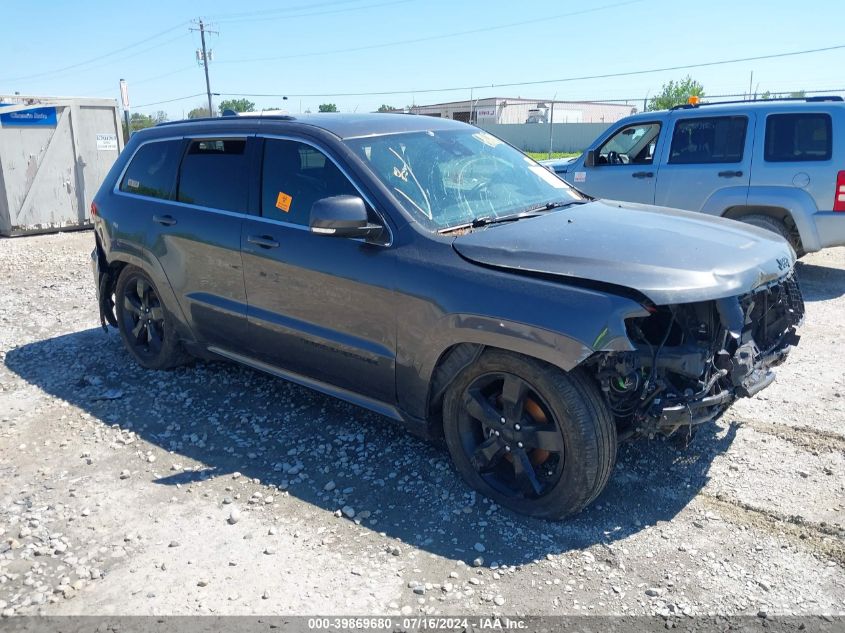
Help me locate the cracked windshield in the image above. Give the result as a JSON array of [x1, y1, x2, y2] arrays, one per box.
[[346, 129, 582, 230]]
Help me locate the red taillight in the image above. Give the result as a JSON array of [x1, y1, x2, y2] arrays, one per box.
[[90, 201, 98, 217], [834, 171, 845, 212]]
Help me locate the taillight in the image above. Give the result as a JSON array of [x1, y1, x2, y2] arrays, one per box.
[[90, 201, 98, 217], [835, 171, 845, 212]]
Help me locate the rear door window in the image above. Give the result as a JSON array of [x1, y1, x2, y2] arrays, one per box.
[[669, 116, 748, 164], [119, 139, 183, 199], [764, 113, 832, 162], [261, 139, 357, 225], [177, 139, 249, 212]]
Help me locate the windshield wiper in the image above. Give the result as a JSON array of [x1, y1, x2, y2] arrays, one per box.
[[468, 200, 586, 228]]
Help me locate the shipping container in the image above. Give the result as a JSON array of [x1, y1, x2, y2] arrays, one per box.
[[0, 95, 124, 236]]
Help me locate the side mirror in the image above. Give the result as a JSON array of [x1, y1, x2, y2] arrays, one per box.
[[584, 149, 597, 167], [309, 195, 383, 240]]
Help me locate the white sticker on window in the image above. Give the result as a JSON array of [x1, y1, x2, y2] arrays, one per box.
[[127, 178, 140, 189], [574, 171, 586, 183], [529, 164, 567, 188]]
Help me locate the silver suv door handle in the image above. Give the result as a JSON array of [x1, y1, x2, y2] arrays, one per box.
[[718, 170, 743, 178], [152, 214, 177, 226], [247, 235, 280, 249], [632, 171, 654, 179]]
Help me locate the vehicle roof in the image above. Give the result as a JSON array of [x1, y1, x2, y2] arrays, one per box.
[[622, 97, 844, 123], [154, 112, 469, 139]]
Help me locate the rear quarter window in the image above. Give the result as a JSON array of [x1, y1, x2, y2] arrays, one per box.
[[764, 113, 832, 162], [119, 139, 183, 199]]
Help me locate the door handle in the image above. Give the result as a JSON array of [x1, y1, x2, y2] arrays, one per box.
[[152, 214, 177, 226], [718, 170, 743, 178], [632, 171, 654, 179], [247, 235, 280, 249]]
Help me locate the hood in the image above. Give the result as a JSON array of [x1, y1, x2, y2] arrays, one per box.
[[452, 200, 795, 305], [539, 156, 579, 172]]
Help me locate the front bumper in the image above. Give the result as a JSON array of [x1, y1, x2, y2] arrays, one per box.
[[610, 272, 805, 437]]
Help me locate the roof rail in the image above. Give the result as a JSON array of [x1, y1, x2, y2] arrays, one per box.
[[156, 114, 296, 127], [671, 95, 844, 110]]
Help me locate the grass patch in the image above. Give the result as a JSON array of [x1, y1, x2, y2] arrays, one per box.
[[525, 151, 580, 161]]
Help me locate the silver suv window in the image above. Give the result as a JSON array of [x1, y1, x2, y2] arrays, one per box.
[[596, 122, 661, 165], [764, 113, 832, 162], [669, 116, 747, 164]]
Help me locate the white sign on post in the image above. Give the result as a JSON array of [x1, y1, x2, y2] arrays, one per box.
[[96, 133, 118, 151]]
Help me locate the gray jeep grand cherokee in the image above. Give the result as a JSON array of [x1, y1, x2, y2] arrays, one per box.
[[91, 114, 804, 519]]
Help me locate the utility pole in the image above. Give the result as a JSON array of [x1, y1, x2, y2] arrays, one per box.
[[547, 93, 557, 160], [191, 19, 218, 117], [119, 79, 130, 139]]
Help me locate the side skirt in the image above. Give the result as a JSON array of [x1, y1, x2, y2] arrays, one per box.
[[206, 345, 430, 437]]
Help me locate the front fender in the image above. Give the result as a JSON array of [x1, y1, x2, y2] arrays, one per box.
[[396, 288, 646, 420]]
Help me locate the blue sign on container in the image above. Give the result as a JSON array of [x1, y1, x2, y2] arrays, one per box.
[[0, 104, 58, 127]]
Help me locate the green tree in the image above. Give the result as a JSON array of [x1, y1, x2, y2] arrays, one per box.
[[318, 103, 338, 113], [187, 105, 210, 119], [647, 76, 705, 111], [218, 98, 255, 115], [376, 104, 395, 113], [121, 111, 159, 141]]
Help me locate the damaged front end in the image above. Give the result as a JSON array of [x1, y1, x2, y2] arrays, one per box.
[[590, 273, 804, 439]]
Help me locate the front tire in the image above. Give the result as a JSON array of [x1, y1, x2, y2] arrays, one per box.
[[114, 265, 188, 370], [442, 350, 616, 519]]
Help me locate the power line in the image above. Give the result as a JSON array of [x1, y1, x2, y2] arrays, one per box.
[[207, 0, 368, 21], [0, 22, 190, 84], [211, 0, 410, 24], [220, 43, 845, 98], [83, 66, 198, 99], [133, 93, 207, 109], [219, 0, 644, 64]]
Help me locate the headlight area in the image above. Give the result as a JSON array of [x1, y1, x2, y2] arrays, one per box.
[[586, 273, 805, 440]]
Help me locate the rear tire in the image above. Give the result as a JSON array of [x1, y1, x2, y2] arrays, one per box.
[[442, 350, 616, 519], [739, 214, 804, 257], [115, 265, 188, 370]]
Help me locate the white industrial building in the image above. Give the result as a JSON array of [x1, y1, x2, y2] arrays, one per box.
[[407, 97, 636, 124]]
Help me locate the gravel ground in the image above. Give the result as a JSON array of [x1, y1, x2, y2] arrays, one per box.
[[0, 230, 843, 620]]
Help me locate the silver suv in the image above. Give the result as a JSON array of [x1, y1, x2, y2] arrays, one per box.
[[552, 96, 845, 255]]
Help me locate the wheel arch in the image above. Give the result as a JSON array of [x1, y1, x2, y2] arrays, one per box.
[[423, 339, 602, 439], [721, 205, 805, 254], [100, 246, 195, 345], [720, 187, 822, 253]]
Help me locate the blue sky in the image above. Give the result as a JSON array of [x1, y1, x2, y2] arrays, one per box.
[[1, 0, 844, 118]]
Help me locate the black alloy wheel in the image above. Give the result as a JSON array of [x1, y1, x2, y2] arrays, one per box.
[[114, 265, 189, 370], [120, 275, 165, 361], [443, 350, 616, 519], [459, 372, 564, 499]]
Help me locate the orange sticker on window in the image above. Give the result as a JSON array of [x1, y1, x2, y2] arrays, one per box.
[[275, 192, 292, 212]]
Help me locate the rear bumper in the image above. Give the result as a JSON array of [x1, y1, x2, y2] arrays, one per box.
[[91, 248, 100, 303], [92, 246, 116, 330], [814, 212, 845, 250]]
